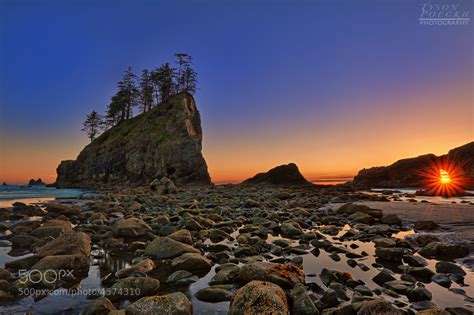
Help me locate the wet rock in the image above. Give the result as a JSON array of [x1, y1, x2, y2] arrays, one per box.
[[229, 280, 289, 315], [168, 229, 193, 245], [407, 286, 432, 302], [4, 255, 39, 271], [210, 264, 240, 285], [411, 300, 438, 310], [171, 253, 212, 274], [112, 218, 152, 238], [106, 277, 160, 301], [414, 221, 439, 231], [384, 280, 414, 294], [349, 212, 374, 224], [195, 285, 234, 302], [209, 229, 231, 243], [375, 247, 406, 262], [32, 254, 89, 272], [419, 241, 470, 259], [380, 214, 402, 225], [149, 177, 178, 195], [166, 270, 198, 285], [81, 297, 116, 315], [321, 288, 340, 309], [372, 237, 396, 248], [9, 234, 39, 249], [36, 232, 91, 258], [445, 307, 473, 315], [431, 273, 452, 288], [354, 285, 373, 296], [289, 283, 319, 315], [355, 298, 402, 315], [403, 254, 427, 267], [127, 292, 192, 315], [406, 267, 435, 282], [372, 269, 396, 286], [32, 220, 72, 239], [435, 261, 466, 276], [144, 237, 199, 259], [280, 222, 303, 238], [337, 203, 382, 218], [237, 262, 304, 288], [115, 259, 155, 278]]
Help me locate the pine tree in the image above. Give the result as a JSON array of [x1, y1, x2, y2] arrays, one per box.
[[82, 110, 104, 141], [139, 69, 154, 112], [117, 66, 139, 119], [151, 63, 176, 103], [105, 91, 126, 127], [174, 52, 197, 94]]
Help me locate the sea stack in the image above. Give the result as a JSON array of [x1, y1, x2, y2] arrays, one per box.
[[243, 163, 312, 186], [56, 92, 211, 188]]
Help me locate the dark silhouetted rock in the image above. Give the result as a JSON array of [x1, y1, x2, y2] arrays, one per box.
[[56, 92, 211, 188], [242, 163, 311, 186], [28, 178, 44, 186], [353, 141, 474, 190]]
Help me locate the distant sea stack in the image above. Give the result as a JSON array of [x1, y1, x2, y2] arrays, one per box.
[[353, 141, 474, 189], [56, 92, 211, 188], [243, 163, 312, 186], [28, 178, 45, 186]]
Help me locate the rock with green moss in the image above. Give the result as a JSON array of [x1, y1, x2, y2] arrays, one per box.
[[56, 92, 210, 188]]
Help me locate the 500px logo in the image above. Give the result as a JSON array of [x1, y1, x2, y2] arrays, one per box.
[[419, 2, 471, 26], [17, 269, 74, 284]]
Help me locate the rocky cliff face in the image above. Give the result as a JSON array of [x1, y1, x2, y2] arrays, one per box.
[[353, 142, 474, 189], [56, 92, 211, 188]]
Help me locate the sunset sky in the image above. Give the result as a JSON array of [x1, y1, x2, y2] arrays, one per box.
[[1, 0, 473, 184]]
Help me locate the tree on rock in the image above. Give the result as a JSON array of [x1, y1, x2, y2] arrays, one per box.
[[118, 66, 139, 119], [139, 69, 154, 113], [174, 53, 197, 94], [82, 110, 104, 141], [151, 63, 175, 103]]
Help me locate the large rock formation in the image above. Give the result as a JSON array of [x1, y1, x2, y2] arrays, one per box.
[[243, 163, 312, 186], [353, 142, 474, 189], [56, 92, 211, 188]]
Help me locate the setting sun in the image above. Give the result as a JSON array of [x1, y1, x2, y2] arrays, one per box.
[[439, 169, 451, 185]]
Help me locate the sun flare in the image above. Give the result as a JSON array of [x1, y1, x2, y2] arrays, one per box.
[[416, 158, 469, 198], [439, 169, 451, 185]]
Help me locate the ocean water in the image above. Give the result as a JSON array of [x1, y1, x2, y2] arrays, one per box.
[[0, 185, 86, 207]]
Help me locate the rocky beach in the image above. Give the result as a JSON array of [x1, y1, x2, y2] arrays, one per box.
[[0, 179, 473, 314]]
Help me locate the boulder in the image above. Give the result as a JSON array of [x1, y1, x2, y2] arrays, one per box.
[[375, 247, 406, 262], [289, 283, 319, 315], [32, 219, 72, 239], [418, 242, 469, 259], [115, 259, 155, 278], [106, 277, 160, 301], [435, 261, 466, 276], [31, 254, 89, 272], [337, 203, 382, 218], [149, 177, 178, 195], [238, 262, 304, 288], [144, 237, 200, 259], [380, 214, 402, 225], [195, 285, 234, 302], [36, 232, 91, 258], [229, 280, 289, 315], [210, 264, 240, 285], [355, 298, 402, 314], [168, 229, 193, 245], [127, 292, 192, 315], [171, 253, 213, 274], [414, 221, 439, 231], [81, 297, 116, 315], [166, 270, 198, 285], [112, 217, 152, 238]]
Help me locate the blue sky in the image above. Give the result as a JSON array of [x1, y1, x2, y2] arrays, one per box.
[[1, 0, 472, 183]]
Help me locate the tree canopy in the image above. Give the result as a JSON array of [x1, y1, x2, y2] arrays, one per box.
[[81, 53, 198, 140]]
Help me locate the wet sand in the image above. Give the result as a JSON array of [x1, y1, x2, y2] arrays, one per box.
[[344, 201, 474, 247]]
